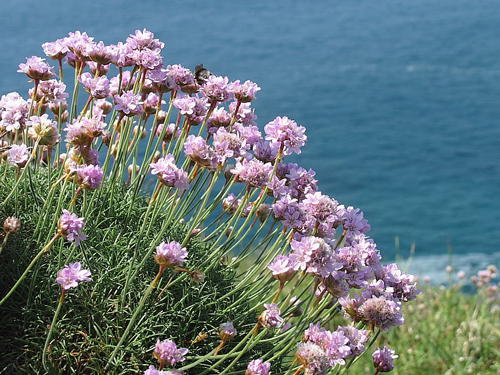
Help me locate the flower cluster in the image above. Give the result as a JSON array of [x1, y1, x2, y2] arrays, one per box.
[[57, 210, 86, 246], [56, 262, 91, 290]]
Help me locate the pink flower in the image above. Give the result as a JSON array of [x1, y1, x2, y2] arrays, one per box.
[[56, 262, 91, 290]]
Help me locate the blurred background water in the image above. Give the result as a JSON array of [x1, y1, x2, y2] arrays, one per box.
[[1, 0, 499, 282]]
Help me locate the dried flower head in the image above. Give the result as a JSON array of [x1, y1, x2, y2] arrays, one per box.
[[3, 216, 21, 233]]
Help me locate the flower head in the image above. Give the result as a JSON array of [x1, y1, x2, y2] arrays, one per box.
[[3, 216, 21, 233], [153, 339, 188, 367], [264, 116, 306, 155], [245, 359, 271, 375], [71, 164, 104, 190], [7, 144, 30, 167], [372, 346, 397, 372], [259, 303, 283, 328], [56, 262, 91, 290], [150, 154, 189, 193], [218, 320, 237, 341], [27, 114, 60, 146], [57, 210, 86, 246], [18, 56, 55, 81], [154, 241, 188, 268]]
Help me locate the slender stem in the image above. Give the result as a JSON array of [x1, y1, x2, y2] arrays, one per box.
[[42, 290, 65, 371], [106, 266, 164, 369], [0, 233, 60, 305]]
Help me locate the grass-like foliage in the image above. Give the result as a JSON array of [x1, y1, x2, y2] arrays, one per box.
[[0, 30, 421, 374]]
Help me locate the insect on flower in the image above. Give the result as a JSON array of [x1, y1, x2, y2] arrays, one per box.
[[194, 64, 212, 85]]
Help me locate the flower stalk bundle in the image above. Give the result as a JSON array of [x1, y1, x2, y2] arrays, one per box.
[[0, 29, 420, 374]]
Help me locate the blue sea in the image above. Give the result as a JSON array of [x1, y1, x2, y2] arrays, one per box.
[[1, 0, 499, 282]]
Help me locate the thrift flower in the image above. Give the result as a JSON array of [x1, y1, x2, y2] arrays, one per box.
[[18, 56, 55, 81], [218, 320, 237, 341], [372, 346, 397, 372], [71, 164, 104, 190], [259, 303, 283, 328], [150, 154, 189, 193], [245, 359, 271, 375], [3, 216, 20, 233], [57, 210, 86, 247], [7, 144, 30, 167], [153, 339, 188, 367], [56, 262, 91, 290], [154, 241, 188, 268], [264, 116, 306, 155], [27, 114, 60, 146]]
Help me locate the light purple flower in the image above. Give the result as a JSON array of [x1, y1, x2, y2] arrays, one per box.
[[267, 255, 295, 283], [56, 262, 91, 290], [253, 141, 279, 163], [150, 156, 189, 193], [57, 209, 86, 247], [219, 320, 237, 341], [245, 359, 271, 375], [229, 102, 257, 126], [18, 56, 55, 81], [264, 116, 307, 156], [127, 29, 164, 52], [113, 90, 143, 117], [213, 127, 249, 164], [64, 31, 94, 60], [358, 295, 404, 332], [208, 107, 232, 129], [184, 135, 216, 169], [380, 263, 421, 302], [88, 40, 117, 65], [7, 144, 30, 167], [154, 241, 188, 268], [337, 325, 368, 358], [230, 159, 273, 188], [144, 366, 183, 375], [201, 75, 234, 103], [233, 80, 260, 103], [259, 303, 283, 328], [372, 346, 397, 372], [342, 206, 370, 238], [295, 342, 330, 375], [42, 38, 69, 61], [153, 339, 188, 367], [39, 80, 69, 106], [165, 64, 196, 93], [71, 164, 104, 190], [172, 95, 196, 116], [79, 72, 110, 99], [156, 123, 180, 143], [0, 92, 29, 132]]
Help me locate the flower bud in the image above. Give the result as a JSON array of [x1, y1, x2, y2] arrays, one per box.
[[53, 110, 69, 123], [218, 320, 237, 342], [3, 216, 20, 233], [133, 125, 147, 139], [225, 226, 233, 238], [95, 99, 112, 114], [224, 164, 235, 181], [101, 130, 112, 146], [156, 110, 167, 125], [127, 164, 140, 176], [152, 151, 161, 163], [190, 270, 205, 285]]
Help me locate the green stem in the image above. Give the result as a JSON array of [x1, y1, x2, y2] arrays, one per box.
[[0, 233, 60, 305], [42, 290, 65, 371]]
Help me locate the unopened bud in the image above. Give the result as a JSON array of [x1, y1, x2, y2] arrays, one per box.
[[101, 130, 112, 146], [133, 125, 147, 140], [152, 151, 161, 163], [156, 110, 167, 125], [445, 266, 453, 273], [190, 270, 205, 285], [3, 216, 20, 233], [128, 164, 140, 176], [225, 226, 233, 238], [53, 110, 69, 123], [95, 99, 112, 114], [190, 228, 201, 238]]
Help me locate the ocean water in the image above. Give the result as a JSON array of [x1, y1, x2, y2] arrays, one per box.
[[0, 0, 499, 282]]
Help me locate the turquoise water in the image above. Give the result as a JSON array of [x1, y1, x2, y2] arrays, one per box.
[[1, 0, 499, 281]]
